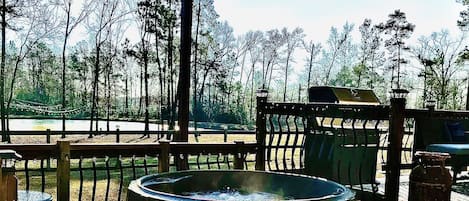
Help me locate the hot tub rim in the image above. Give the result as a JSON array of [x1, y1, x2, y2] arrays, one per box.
[[130, 170, 354, 201]]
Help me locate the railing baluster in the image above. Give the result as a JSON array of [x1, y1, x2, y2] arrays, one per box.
[[216, 153, 221, 169], [196, 153, 201, 170], [274, 115, 283, 171], [78, 157, 83, 201], [25, 160, 30, 191], [225, 154, 231, 169], [105, 156, 110, 201], [283, 115, 291, 170], [131, 156, 136, 179], [92, 157, 97, 201], [267, 114, 275, 171], [206, 153, 211, 170], [300, 116, 307, 169], [40, 159, 45, 192], [118, 156, 124, 201], [291, 116, 299, 170], [144, 155, 148, 175]]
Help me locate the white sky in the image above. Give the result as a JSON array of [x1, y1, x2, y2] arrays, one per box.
[[214, 0, 466, 43]]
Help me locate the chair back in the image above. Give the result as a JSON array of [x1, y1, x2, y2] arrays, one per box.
[[444, 121, 467, 143]]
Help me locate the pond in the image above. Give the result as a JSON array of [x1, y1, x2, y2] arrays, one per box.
[[7, 119, 172, 131]]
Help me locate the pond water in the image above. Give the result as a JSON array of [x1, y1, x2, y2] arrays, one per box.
[[7, 119, 175, 131]]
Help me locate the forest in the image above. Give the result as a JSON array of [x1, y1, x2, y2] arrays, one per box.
[[1, 0, 469, 132]]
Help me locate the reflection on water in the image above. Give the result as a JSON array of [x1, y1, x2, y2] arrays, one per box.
[[145, 175, 193, 186], [184, 190, 289, 201], [7, 119, 176, 131]]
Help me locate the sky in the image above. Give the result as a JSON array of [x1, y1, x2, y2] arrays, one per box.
[[213, 0, 466, 43]]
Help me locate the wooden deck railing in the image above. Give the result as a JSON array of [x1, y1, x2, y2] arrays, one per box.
[[0, 140, 258, 201], [5, 96, 469, 201], [4, 129, 256, 143]]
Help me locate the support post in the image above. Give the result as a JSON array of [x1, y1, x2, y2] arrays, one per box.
[[234, 141, 245, 170], [116, 128, 120, 143], [46, 129, 51, 169], [0, 161, 18, 201], [385, 89, 407, 201], [224, 128, 228, 142], [255, 89, 268, 171], [158, 140, 170, 173], [46, 129, 51, 144], [57, 140, 70, 201]]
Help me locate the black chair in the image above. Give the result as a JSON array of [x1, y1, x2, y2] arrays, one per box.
[[444, 121, 467, 143], [427, 121, 469, 183]]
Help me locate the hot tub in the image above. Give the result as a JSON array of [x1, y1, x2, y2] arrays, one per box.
[[127, 170, 354, 201]]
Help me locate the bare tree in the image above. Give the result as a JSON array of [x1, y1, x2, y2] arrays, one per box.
[[413, 30, 466, 108], [303, 40, 321, 89], [322, 23, 353, 85], [60, 0, 93, 132], [6, 1, 63, 132], [281, 27, 304, 101], [358, 18, 384, 88], [86, 0, 129, 132]]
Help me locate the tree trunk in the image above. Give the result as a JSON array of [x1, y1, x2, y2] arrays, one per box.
[[62, 3, 71, 132], [89, 44, 100, 133], [138, 64, 143, 116], [177, 0, 192, 143], [1, 0, 6, 141], [167, 2, 174, 130], [193, 0, 201, 131], [125, 69, 129, 117], [144, 44, 150, 134], [155, 25, 163, 131], [283, 53, 291, 102], [307, 43, 314, 88], [106, 63, 110, 132]]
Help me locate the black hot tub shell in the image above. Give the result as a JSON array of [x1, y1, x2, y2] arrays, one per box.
[[127, 170, 354, 201]]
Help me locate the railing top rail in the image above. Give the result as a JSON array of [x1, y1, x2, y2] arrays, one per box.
[[259, 102, 390, 120], [0, 142, 258, 160], [405, 108, 469, 119], [5, 130, 256, 135], [0, 144, 56, 160]]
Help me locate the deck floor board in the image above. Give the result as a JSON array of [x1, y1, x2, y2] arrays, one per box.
[[377, 174, 469, 201]]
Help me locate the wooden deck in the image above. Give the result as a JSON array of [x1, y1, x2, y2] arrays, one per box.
[[378, 174, 469, 201]]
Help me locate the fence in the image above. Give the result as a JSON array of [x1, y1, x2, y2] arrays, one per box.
[[0, 140, 257, 201], [5, 94, 468, 201], [3, 130, 256, 143], [255, 94, 394, 200]]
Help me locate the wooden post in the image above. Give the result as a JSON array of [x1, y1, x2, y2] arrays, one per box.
[[234, 141, 245, 170], [0, 157, 4, 201], [46, 129, 51, 143], [224, 129, 228, 142], [158, 140, 170, 173], [0, 162, 18, 201], [116, 128, 120, 143], [0, 150, 21, 201], [46, 129, 51, 169], [385, 93, 407, 201], [255, 90, 267, 171], [57, 140, 70, 201], [193, 131, 199, 142]]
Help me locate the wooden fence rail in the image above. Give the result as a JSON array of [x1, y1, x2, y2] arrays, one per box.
[[0, 140, 258, 201], [3, 129, 257, 143]]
